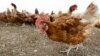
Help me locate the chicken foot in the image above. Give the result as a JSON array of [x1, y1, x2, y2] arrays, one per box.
[[60, 44, 83, 56]]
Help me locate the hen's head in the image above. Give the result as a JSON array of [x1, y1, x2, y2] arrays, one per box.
[[35, 13, 49, 33], [69, 4, 77, 14]]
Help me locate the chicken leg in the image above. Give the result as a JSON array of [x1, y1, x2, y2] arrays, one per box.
[[60, 44, 83, 56], [74, 43, 83, 51], [60, 45, 75, 56]]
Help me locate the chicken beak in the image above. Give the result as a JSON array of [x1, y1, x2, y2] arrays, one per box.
[[39, 23, 48, 33]]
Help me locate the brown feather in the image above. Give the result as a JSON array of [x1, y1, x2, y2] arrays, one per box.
[[43, 16, 89, 45]]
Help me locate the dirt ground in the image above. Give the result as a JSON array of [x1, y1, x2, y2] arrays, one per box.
[[0, 22, 100, 56]]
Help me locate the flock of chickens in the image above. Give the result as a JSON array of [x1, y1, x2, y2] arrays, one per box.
[[0, 3, 38, 25], [0, 2, 100, 56]]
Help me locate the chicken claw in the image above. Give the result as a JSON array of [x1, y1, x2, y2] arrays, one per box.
[[60, 44, 83, 56]]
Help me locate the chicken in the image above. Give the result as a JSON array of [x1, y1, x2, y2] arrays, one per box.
[[68, 4, 77, 14], [49, 4, 78, 22], [35, 14, 90, 55], [82, 2, 99, 29], [58, 4, 77, 17], [0, 12, 8, 23], [84, 2, 98, 17]]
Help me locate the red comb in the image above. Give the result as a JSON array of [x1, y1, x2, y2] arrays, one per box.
[[35, 14, 49, 27], [35, 17, 43, 27], [72, 4, 77, 7], [70, 4, 78, 10]]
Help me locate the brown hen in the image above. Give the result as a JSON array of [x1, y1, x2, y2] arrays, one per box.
[[36, 15, 90, 55]]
